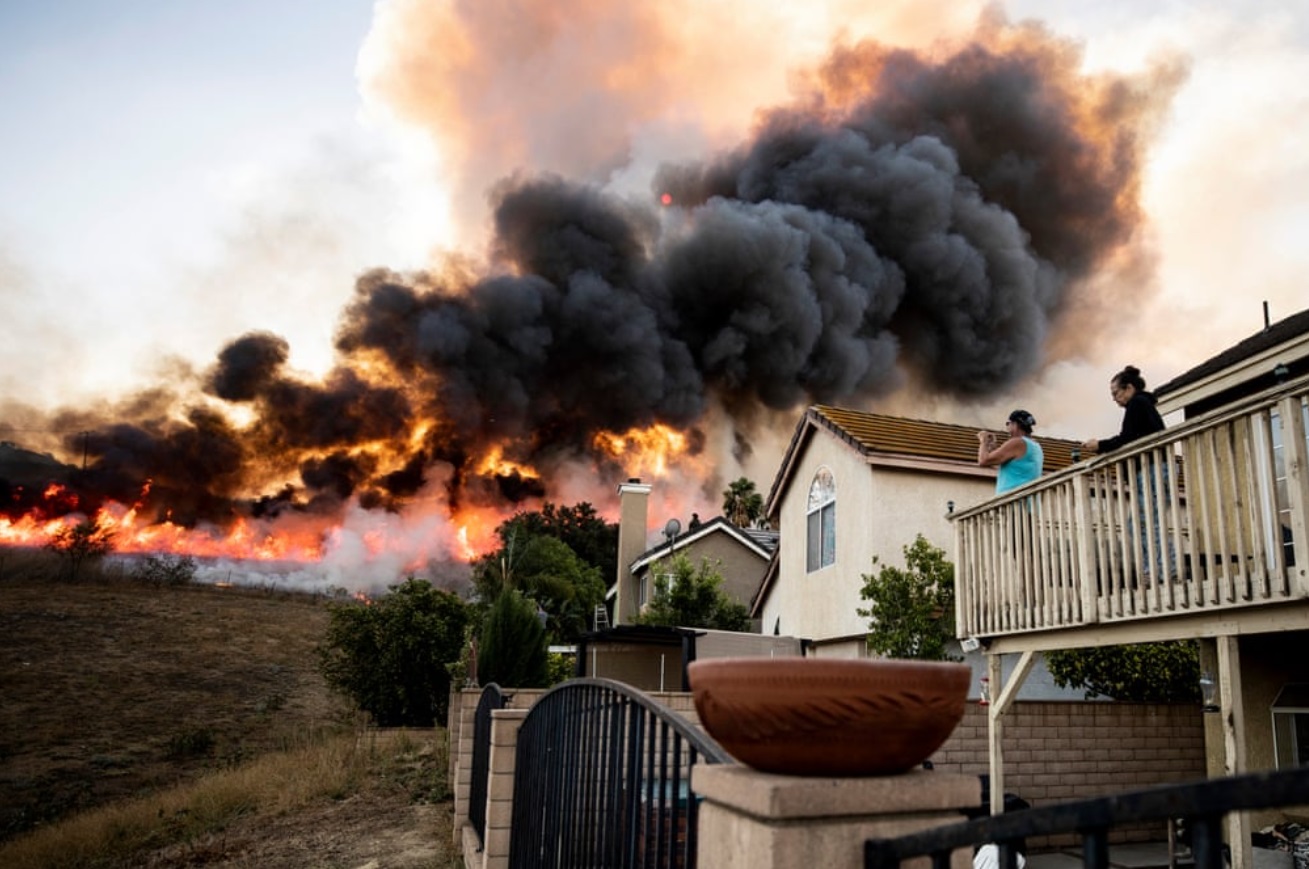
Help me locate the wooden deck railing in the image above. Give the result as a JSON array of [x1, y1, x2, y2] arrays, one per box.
[[954, 374, 1309, 640]]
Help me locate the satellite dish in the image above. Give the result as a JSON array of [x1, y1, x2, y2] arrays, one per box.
[[663, 517, 682, 540]]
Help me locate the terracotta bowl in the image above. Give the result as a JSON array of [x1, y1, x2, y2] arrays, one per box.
[[688, 657, 970, 776]]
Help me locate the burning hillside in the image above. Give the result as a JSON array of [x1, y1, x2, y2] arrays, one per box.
[[0, 16, 1182, 586]]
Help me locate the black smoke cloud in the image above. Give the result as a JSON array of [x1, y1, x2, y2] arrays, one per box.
[[5, 23, 1175, 539]]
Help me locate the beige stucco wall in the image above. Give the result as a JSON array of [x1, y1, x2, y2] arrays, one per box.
[[760, 433, 997, 642], [638, 532, 767, 610]]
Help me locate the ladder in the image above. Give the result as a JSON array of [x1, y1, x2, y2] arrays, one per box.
[[593, 604, 610, 631]]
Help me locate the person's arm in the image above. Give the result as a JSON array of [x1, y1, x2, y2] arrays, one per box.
[[1095, 395, 1162, 454], [978, 434, 1026, 468]]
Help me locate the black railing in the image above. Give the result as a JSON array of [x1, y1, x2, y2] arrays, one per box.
[[865, 766, 1309, 869], [469, 682, 507, 847], [508, 678, 732, 869]]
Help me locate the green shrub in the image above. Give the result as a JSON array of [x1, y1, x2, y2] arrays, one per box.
[[477, 590, 549, 688], [317, 579, 470, 726], [132, 553, 198, 586], [1046, 641, 1201, 701], [635, 554, 751, 632], [858, 535, 960, 661]]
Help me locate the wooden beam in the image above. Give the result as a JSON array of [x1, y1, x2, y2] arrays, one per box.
[[1218, 636, 1250, 869], [987, 653, 1005, 816], [984, 604, 1309, 655], [987, 652, 1037, 816]]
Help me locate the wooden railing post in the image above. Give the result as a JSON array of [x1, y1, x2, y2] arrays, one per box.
[[1279, 394, 1309, 596], [1072, 472, 1097, 623]]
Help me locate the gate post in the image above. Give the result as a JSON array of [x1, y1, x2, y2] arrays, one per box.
[[691, 765, 979, 869], [452, 688, 479, 841], [480, 708, 529, 869]]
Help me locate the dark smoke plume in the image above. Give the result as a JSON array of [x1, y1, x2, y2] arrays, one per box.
[[3, 22, 1179, 545]]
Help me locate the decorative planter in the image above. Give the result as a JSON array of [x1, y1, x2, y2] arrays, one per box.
[[688, 657, 970, 776]]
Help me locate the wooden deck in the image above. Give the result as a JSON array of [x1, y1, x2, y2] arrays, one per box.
[[953, 374, 1309, 651]]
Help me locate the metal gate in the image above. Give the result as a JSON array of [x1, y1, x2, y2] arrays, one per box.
[[508, 678, 731, 869], [469, 682, 507, 848]]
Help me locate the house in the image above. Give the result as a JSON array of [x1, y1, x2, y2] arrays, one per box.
[[587, 480, 795, 691], [609, 479, 777, 628], [953, 307, 1309, 869], [628, 514, 777, 617], [752, 405, 1080, 656], [1154, 307, 1309, 777]]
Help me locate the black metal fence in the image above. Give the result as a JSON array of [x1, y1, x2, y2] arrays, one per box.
[[865, 766, 1309, 869], [469, 682, 507, 848], [508, 677, 732, 869]]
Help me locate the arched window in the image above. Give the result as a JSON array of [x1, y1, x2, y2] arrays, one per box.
[[806, 467, 836, 572]]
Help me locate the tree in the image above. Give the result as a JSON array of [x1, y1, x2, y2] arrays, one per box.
[[472, 510, 608, 644], [317, 578, 470, 726], [494, 502, 618, 581], [478, 589, 550, 688], [45, 517, 115, 581], [635, 554, 752, 632], [722, 477, 765, 528], [1045, 641, 1201, 702], [858, 535, 961, 661]]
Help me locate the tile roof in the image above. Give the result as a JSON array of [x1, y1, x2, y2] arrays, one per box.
[[811, 405, 1081, 472]]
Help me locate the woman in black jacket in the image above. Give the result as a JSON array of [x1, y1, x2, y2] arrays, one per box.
[[1081, 365, 1164, 455], [1083, 365, 1173, 581]]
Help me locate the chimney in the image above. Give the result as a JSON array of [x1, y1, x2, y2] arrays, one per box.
[[613, 478, 651, 626]]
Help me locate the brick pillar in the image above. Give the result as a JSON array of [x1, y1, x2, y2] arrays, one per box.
[[451, 689, 478, 843], [692, 765, 980, 869], [481, 708, 529, 869]]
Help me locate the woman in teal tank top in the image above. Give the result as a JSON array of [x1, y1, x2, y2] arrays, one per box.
[[977, 409, 1044, 494]]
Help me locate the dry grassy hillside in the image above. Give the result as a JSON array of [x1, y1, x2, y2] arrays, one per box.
[[0, 552, 459, 868]]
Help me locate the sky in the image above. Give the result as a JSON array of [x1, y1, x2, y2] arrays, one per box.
[[2, 0, 1308, 489]]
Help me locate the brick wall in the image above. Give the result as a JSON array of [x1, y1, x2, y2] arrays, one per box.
[[930, 701, 1207, 848]]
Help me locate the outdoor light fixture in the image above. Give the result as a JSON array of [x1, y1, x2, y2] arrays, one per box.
[[947, 500, 955, 515], [1199, 670, 1219, 713], [1273, 362, 1291, 383]]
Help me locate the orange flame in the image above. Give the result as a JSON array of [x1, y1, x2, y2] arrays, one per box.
[[593, 423, 690, 480], [476, 445, 540, 480]]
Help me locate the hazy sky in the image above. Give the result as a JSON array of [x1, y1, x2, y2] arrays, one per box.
[[3, 0, 1307, 451]]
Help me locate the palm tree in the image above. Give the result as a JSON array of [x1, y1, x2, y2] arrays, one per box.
[[722, 477, 764, 528]]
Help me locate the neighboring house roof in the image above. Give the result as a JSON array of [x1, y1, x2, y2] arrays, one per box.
[[1154, 307, 1309, 419], [765, 404, 1081, 516], [1156, 307, 1309, 397], [629, 515, 775, 572], [740, 526, 780, 553]]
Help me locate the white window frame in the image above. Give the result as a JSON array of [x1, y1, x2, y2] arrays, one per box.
[[806, 466, 836, 573]]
